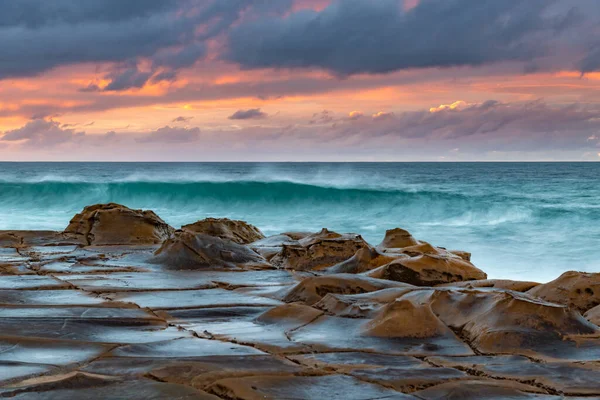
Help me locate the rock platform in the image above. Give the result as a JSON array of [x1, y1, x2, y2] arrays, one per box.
[[1, 204, 599, 399]]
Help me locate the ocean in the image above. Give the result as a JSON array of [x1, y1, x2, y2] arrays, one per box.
[[0, 162, 598, 282]]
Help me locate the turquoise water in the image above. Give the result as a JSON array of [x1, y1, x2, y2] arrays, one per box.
[[0, 162, 598, 282]]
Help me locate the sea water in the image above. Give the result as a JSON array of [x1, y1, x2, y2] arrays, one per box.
[[0, 162, 598, 282]]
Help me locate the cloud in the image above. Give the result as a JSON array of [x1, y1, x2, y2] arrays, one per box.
[[0, 0, 293, 82], [172, 116, 194, 123], [1, 119, 85, 146], [372, 111, 394, 120], [136, 126, 201, 143], [226, 0, 598, 75], [348, 111, 363, 120], [228, 108, 268, 120], [429, 100, 471, 113], [0, 118, 120, 147]]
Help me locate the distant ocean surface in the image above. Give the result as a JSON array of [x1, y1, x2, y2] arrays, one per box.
[[0, 162, 598, 282]]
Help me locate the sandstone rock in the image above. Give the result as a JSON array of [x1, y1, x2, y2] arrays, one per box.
[[279, 231, 312, 240], [0, 231, 80, 247], [437, 279, 540, 292], [208, 374, 414, 400], [413, 380, 551, 399], [366, 254, 487, 286], [271, 229, 370, 271], [310, 286, 600, 361], [64, 203, 174, 246], [327, 247, 401, 274], [182, 218, 265, 245], [428, 355, 600, 396], [249, 235, 298, 261], [378, 228, 419, 249], [282, 274, 411, 305], [584, 304, 600, 326], [527, 271, 600, 313], [448, 249, 471, 262], [419, 287, 600, 361], [151, 230, 271, 270]]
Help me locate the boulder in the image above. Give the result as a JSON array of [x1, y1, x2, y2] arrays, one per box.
[[527, 271, 600, 314], [326, 247, 401, 274], [64, 203, 174, 246], [378, 228, 419, 249], [151, 230, 271, 270], [437, 279, 540, 292], [182, 218, 265, 245], [270, 229, 370, 271], [366, 254, 487, 286], [282, 274, 411, 305]]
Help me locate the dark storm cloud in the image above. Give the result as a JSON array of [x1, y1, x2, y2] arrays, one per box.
[[0, 0, 293, 84], [228, 108, 268, 120], [226, 0, 597, 75], [0, 0, 176, 28]]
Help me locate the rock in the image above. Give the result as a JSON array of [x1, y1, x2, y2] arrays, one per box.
[[437, 279, 540, 292], [64, 203, 174, 246], [249, 235, 298, 261], [378, 228, 419, 249], [182, 218, 265, 245], [527, 271, 600, 314], [271, 229, 370, 271], [279, 231, 312, 240], [208, 374, 415, 400], [448, 249, 471, 262], [419, 287, 600, 361], [327, 247, 400, 274], [309, 286, 600, 361], [151, 230, 271, 270], [366, 254, 487, 286], [584, 304, 600, 326], [428, 355, 600, 396], [412, 380, 552, 399], [0, 231, 80, 247], [281, 274, 412, 305]]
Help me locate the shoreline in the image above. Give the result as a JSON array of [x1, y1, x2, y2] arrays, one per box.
[[1, 203, 599, 398]]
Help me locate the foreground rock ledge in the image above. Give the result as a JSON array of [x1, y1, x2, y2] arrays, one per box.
[[0, 203, 598, 399]]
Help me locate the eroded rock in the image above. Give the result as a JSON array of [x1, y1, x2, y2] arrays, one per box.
[[528, 271, 600, 313], [182, 218, 265, 244], [437, 279, 540, 292], [327, 247, 400, 274], [151, 230, 271, 270], [271, 229, 370, 271], [64, 203, 174, 246], [367, 254, 487, 286], [585, 304, 600, 326], [378, 228, 419, 249], [281, 274, 412, 305]]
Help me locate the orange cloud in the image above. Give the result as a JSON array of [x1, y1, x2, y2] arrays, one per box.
[[348, 111, 363, 120], [429, 100, 470, 113]]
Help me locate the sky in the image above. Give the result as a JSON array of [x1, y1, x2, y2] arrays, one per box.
[[1, 0, 600, 161]]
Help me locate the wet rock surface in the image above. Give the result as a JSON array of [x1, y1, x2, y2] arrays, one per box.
[[1, 213, 598, 398], [182, 218, 265, 244]]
